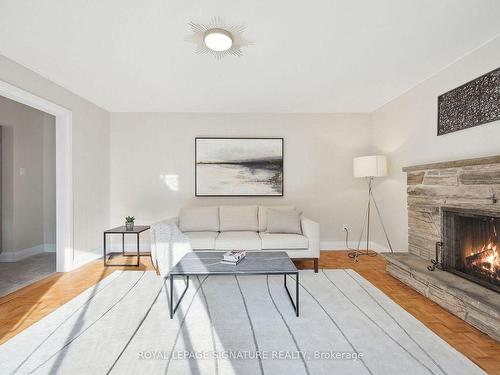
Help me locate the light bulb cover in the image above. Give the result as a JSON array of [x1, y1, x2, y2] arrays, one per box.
[[204, 28, 233, 52]]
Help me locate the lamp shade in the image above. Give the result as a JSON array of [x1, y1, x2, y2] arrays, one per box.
[[353, 155, 387, 178]]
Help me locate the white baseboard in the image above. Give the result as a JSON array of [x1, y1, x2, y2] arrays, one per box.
[[43, 243, 56, 252], [0, 241, 149, 266], [71, 243, 150, 270], [0, 243, 57, 262], [368, 242, 391, 253], [0, 245, 41, 262], [0, 245, 44, 262], [320, 241, 389, 252], [72, 248, 103, 270], [54, 240, 389, 270]]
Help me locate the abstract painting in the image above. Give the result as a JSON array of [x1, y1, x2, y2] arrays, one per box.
[[438, 67, 500, 135], [195, 137, 283, 196]]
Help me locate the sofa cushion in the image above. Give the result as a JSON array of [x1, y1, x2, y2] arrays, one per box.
[[215, 231, 261, 250], [260, 233, 308, 250], [219, 205, 258, 232], [184, 231, 219, 250], [266, 209, 302, 234], [184, 232, 219, 250], [179, 206, 219, 232], [258, 206, 296, 232]]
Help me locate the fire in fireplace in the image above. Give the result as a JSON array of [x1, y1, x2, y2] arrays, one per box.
[[442, 208, 500, 292]]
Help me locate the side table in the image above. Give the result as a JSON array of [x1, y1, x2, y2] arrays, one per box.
[[103, 225, 150, 267]]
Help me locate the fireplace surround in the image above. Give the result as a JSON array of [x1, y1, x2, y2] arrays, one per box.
[[442, 207, 500, 292], [384, 155, 500, 341]]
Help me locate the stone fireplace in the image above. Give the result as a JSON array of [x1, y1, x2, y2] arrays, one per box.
[[384, 155, 500, 341]]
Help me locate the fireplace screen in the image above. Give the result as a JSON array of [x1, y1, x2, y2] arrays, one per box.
[[442, 208, 500, 292]]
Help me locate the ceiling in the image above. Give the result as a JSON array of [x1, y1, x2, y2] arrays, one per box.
[[0, 0, 499, 113]]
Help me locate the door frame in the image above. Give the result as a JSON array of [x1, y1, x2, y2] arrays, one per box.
[[0, 80, 73, 271]]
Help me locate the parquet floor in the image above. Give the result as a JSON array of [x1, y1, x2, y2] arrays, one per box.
[[1, 251, 499, 373]]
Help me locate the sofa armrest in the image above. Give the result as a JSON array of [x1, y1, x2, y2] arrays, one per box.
[[150, 217, 191, 277], [301, 216, 320, 258], [150, 217, 179, 261]]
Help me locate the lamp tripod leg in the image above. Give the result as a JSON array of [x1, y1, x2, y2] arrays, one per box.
[[352, 205, 368, 262], [350, 179, 370, 262], [370, 190, 394, 253], [356, 199, 369, 250], [366, 180, 371, 255], [351, 177, 379, 262]]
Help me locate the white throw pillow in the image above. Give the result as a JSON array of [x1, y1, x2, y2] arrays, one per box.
[[266, 209, 302, 234], [219, 205, 258, 232], [258, 205, 296, 232], [179, 206, 219, 232]]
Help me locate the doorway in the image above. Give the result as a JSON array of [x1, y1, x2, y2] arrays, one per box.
[[0, 80, 73, 273], [0, 96, 57, 296]]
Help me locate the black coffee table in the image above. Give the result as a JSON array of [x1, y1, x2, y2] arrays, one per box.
[[103, 225, 150, 267], [167, 251, 299, 318]]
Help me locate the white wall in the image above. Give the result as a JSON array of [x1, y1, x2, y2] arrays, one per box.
[[370, 36, 500, 252], [0, 55, 110, 263], [110, 113, 372, 247]]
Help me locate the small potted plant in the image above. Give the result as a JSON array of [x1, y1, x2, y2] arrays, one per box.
[[125, 216, 135, 231]]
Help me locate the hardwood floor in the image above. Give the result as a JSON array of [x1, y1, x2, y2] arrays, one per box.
[[1, 251, 499, 373]]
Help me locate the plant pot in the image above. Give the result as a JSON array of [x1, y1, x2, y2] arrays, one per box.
[[125, 222, 134, 231]]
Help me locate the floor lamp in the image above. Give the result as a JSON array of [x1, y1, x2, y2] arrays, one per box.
[[348, 155, 394, 262]]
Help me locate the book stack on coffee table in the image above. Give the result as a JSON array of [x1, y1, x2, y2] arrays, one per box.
[[221, 250, 246, 265]]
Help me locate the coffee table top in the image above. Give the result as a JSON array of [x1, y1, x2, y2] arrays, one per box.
[[168, 251, 298, 276]]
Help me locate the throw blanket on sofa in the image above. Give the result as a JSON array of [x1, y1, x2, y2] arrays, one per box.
[[150, 219, 191, 277]]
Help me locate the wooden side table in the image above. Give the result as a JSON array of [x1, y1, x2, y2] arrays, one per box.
[[103, 225, 150, 267]]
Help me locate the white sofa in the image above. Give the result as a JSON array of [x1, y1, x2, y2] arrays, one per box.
[[157, 205, 320, 272]]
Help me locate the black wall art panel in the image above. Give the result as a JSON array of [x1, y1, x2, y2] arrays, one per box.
[[437, 67, 500, 136]]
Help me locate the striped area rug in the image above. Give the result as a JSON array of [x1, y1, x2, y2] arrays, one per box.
[[0, 270, 485, 375]]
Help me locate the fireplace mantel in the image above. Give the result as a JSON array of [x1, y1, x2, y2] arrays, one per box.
[[402, 155, 500, 172]]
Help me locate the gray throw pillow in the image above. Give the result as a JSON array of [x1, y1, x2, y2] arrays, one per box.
[[266, 209, 302, 234]]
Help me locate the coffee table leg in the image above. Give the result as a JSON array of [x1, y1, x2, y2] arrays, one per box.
[[169, 275, 174, 319], [169, 275, 190, 319], [296, 272, 299, 317], [284, 273, 299, 317]]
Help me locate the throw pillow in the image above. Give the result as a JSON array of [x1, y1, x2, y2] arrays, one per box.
[[266, 209, 302, 234], [179, 206, 219, 232]]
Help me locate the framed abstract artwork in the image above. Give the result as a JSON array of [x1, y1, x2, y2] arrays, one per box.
[[195, 137, 284, 197], [438, 67, 500, 135]]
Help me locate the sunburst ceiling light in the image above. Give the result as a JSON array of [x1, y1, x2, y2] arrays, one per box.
[[187, 17, 251, 59]]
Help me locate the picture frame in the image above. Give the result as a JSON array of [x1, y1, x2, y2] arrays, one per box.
[[195, 137, 284, 197]]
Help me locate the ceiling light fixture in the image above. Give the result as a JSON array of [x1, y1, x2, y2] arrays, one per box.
[[187, 17, 251, 59], [204, 28, 233, 52]]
